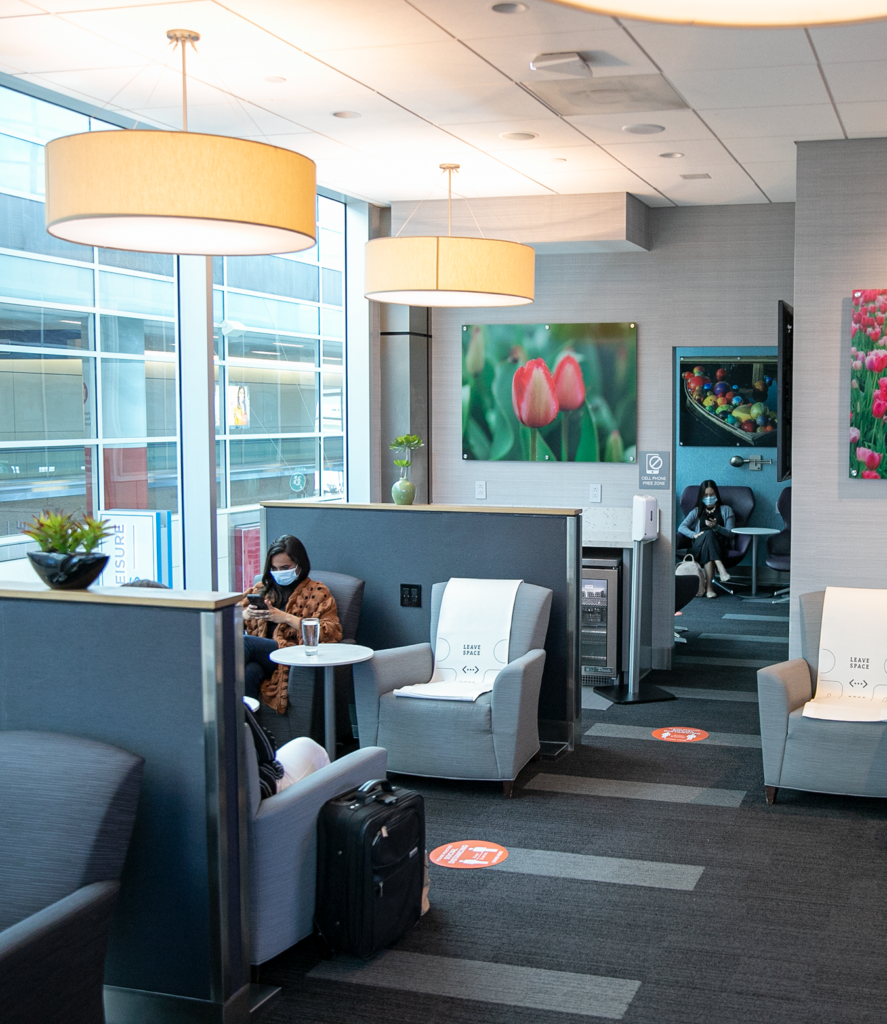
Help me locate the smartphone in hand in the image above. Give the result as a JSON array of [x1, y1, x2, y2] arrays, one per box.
[[246, 594, 267, 610]]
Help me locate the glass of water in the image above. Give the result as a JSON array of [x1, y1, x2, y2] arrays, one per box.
[[301, 617, 320, 655]]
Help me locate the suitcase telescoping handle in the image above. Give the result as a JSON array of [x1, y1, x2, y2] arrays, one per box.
[[354, 779, 397, 804]]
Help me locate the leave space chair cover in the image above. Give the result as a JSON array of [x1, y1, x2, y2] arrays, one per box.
[[245, 726, 387, 964], [0, 731, 144, 1024], [676, 484, 755, 571], [256, 569, 365, 747], [352, 581, 552, 783], [757, 591, 887, 801]]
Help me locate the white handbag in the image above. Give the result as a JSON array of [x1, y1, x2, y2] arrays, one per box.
[[675, 554, 706, 597]]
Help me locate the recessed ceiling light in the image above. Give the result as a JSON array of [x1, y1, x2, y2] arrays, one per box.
[[492, 2, 528, 12], [500, 131, 538, 141], [265, 76, 286, 84], [660, 151, 685, 159], [332, 110, 361, 119], [622, 123, 665, 135]]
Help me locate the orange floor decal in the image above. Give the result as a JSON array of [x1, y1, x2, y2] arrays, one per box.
[[652, 727, 710, 743], [429, 841, 509, 869]]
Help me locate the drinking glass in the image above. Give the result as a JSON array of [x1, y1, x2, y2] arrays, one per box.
[[301, 617, 320, 655]]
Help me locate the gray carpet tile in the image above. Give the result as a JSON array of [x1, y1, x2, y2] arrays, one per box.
[[525, 772, 747, 808], [585, 723, 762, 748], [490, 846, 705, 890], [659, 686, 758, 703], [674, 655, 773, 668], [698, 632, 789, 644], [723, 613, 790, 623]]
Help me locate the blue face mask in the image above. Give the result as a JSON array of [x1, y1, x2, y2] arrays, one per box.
[[702, 495, 717, 507], [270, 568, 298, 586]]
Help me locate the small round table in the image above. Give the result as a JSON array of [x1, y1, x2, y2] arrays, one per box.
[[270, 643, 374, 759], [730, 526, 780, 596]]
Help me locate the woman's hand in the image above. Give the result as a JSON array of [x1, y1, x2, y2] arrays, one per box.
[[694, 531, 703, 538], [263, 606, 302, 631]]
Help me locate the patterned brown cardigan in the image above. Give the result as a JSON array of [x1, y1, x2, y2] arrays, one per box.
[[242, 577, 342, 714]]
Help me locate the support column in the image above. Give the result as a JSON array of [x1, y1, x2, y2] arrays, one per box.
[[177, 255, 217, 590]]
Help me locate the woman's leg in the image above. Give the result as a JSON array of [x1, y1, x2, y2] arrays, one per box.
[[243, 634, 280, 700], [703, 561, 716, 597], [692, 532, 720, 597]]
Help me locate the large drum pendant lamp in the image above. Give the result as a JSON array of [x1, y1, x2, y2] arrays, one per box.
[[44, 30, 316, 256], [541, 0, 887, 28], [364, 164, 535, 307]]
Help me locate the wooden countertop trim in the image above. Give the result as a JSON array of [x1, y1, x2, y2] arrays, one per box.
[[0, 581, 245, 610], [261, 502, 582, 516]]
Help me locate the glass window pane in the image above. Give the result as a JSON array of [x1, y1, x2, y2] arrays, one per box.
[[100, 357, 177, 438], [0, 351, 95, 442], [0, 253, 94, 307], [318, 228, 344, 269], [322, 338, 343, 367], [321, 373, 343, 431], [101, 315, 175, 355], [216, 439, 225, 510], [226, 330, 316, 366], [317, 196, 345, 230], [98, 249, 174, 278], [321, 267, 343, 307], [0, 445, 97, 532], [212, 257, 224, 285], [0, 193, 93, 263], [102, 442, 178, 512], [226, 365, 316, 435], [226, 255, 318, 302], [226, 291, 318, 336], [321, 435, 345, 500], [321, 307, 344, 339], [0, 86, 89, 143], [98, 270, 175, 317], [0, 303, 93, 351], [0, 133, 44, 196], [229, 437, 317, 507]]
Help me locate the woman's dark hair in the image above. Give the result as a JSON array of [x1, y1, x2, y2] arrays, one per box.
[[695, 479, 724, 525], [260, 535, 310, 609]]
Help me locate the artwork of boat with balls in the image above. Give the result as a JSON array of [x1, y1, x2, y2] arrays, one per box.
[[679, 358, 778, 448]]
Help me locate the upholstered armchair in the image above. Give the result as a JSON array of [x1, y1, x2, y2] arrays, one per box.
[[352, 581, 552, 797], [757, 590, 887, 804]]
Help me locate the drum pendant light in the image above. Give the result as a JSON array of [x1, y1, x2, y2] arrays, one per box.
[[44, 30, 316, 256], [541, 0, 887, 28], [364, 164, 535, 307]]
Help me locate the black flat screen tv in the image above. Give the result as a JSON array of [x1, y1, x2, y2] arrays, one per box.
[[777, 300, 793, 482]]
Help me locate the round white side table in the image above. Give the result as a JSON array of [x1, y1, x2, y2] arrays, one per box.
[[730, 526, 780, 595]]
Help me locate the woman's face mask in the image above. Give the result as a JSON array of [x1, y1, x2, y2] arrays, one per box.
[[702, 495, 718, 507], [270, 567, 298, 585]]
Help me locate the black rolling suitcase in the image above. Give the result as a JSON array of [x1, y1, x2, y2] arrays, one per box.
[[315, 779, 425, 959]]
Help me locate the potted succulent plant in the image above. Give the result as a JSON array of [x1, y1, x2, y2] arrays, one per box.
[[389, 434, 424, 505], [22, 511, 113, 590]]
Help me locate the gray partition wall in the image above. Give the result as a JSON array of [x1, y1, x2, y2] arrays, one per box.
[[0, 583, 250, 1024], [262, 503, 582, 744]]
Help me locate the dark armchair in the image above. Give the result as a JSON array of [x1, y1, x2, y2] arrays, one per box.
[[676, 484, 755, 595], [765, 486, 791, 602]]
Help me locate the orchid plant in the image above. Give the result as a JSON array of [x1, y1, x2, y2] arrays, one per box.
[[389, 434, 425, 478]]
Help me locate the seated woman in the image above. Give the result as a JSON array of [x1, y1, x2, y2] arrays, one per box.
[[677, 480, 735, 599], [241, 535, 342, 713]]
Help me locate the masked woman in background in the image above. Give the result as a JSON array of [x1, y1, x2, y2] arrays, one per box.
[[677, 479, 735, 599], [241, 535, 342, 712]]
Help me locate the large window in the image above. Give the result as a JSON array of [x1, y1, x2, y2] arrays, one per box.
[[0, 84, 347, 583]]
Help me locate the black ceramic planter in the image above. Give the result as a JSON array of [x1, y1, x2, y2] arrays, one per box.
[[27, 551, 109, 590]]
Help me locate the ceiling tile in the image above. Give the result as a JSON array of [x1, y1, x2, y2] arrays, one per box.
[[259, 133, 361, 160], [622, 21, 814, 72], [808, 21, 887, 63], [721, 137, 801, 163], [564, 108, 714, 144], [656, 167, 767, 206], [600, 138, 738, 172], [492, 143, 625, 173], [0, 12, 150, 72], [443, 116, 589, 150], [391, 84, 545, 125], [408, 0, 616, 40], [821, 61, 887, 104], [539, 165, 660, 195], [665, 65, 830, 110], [699, 103, 843, 139], [267, 92, 427, 135], [837, 101, 887, 137], [0, 1, 41, 15], [741, 160, 797, 203], [467, 27, 655, 82]]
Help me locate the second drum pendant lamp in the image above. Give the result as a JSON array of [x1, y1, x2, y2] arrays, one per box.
[[364, 164, 535, 307], [44, 30, 317, 256]]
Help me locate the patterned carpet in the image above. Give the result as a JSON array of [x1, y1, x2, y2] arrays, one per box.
[[254, 596, 887, 1024]]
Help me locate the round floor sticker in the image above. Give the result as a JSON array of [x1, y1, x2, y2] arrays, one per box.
[[652, 727, 709, 743], [429, 841, 509, 869]]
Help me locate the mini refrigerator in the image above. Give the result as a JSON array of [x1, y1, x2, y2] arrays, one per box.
[[580, 552, 621, 684]]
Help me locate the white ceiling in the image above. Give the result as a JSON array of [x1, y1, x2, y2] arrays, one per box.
[[1, 0, 885, 208]]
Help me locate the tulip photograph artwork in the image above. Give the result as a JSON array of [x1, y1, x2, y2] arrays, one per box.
[[850, 289, 887, 480], [461, 322, 637, 463]]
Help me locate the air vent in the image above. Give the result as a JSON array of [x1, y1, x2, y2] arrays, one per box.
[[680, 173, 711, 180], [521, 74, 687, 116]]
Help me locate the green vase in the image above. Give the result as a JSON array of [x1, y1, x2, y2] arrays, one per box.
[[391, 466, 416, 505]]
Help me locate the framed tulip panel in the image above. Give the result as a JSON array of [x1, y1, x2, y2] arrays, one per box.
[[461, 322, 637, 463], [850, 289, 887, 479]]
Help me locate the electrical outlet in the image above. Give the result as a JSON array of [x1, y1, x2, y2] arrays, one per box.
[[589, 484, 602, 503], [475, 480, 487, 499], [400, 584, 422, 608]]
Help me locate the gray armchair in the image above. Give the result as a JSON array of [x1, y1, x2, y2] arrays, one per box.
[[0, 731, 144, 1024], [257, 569, 365, 747], [353, 581, 552, 796], [245, 726, 386, 964], [758, 590, 887, 804]]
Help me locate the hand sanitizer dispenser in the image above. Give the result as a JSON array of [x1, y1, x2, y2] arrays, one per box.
[[632, 494, 658, 541]]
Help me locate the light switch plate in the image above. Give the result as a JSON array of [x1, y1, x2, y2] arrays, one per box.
[[475, 480, 487, 499], [589, 484, 602, 503]]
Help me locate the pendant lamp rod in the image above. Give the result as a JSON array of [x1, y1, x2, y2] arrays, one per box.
[[440, 163, 459, 237], [167, 29, 200, 132]]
